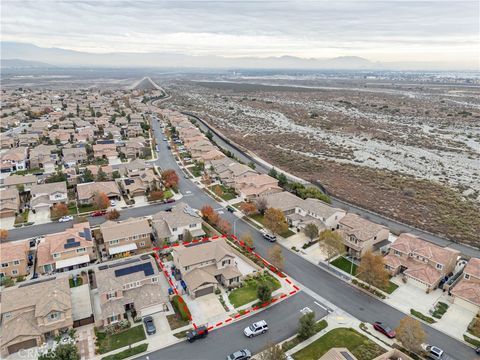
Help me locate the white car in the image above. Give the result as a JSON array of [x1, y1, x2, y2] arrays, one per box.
[[243, 320, 268, 338], [421, 344, 444, 360], [110, 200, 116, 207], [58, 215, 73, 222]]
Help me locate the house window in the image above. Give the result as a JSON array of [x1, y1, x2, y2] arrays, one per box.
[[394, 250, 401, 256], [53, 253, 61, 259], [436, 264, 443, 270], [12, 269, 18, 275], [172, 227, 177, 232], [49, 312, 60, 321], [13, 260, 20, 266], [108, 315, 119, 324], [139, 241, 145, 247], [222, 260, 230, 266], [151, 277, 158, 283], [106, 292, 116, 300], [465, 274, 470, 279], [1, 263, 8, 268], [110, 240, 119, 245], [189, 224, 196, 228], [76, 247, 86, 254]]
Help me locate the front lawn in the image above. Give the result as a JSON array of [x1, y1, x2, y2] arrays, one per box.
[[292, 327, 385, 360], [78, 204, 96, 214], [101, 344, 148, 360], [210, 184, 237, 201], [383, 281, 399, 294], [95, 326, 146, 354], [163, 189, 174, 199], [331, 256, 357, 275], [69, 277, 83, 288], [228, 274, 281, 308], [282, 320, 328, 352], [248, 213, 295, 237]]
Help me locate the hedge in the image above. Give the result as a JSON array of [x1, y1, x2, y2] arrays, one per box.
[[172, 295, 191, 321]]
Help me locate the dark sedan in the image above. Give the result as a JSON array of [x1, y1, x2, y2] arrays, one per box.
[[373, 321, 396, 338], [143, 316, 156, 335]]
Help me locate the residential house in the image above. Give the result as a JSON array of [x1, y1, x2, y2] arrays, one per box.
[[261, 191, 346, 232], [137, 169, 161, 190], [95, 256, 167, 326], [384, 233, 459, 291], [76, 181, 121, 205], [117, 158, 147, 177], [209, 158, 256, 187], [16, 133, 39, 147], [62, 147, 88, 167], [30, 181, 68, 216], [0, 240, 30, 278], [119, 177, 147, 198], [29, 144, 57, 169], [0, 188, 20, 218], [0, 277, 73, 357], [121, 137, 146, 159], [172, 239, 243, 298], [318, 348, 413, 360], [451, 258, 480, 313], [36, 222, 96, 274], [86, 164, 114, 180], [3, 174, 37, 192], [0, 134, 14, 149], [234, 174, 282, 200], [126, 124, 143, 138], [100, 218, 152, 257], [338, 213, 390, 259], [0, 147, 28, 172], [93, 143, 118, 159], [152, 202, 205, 242]]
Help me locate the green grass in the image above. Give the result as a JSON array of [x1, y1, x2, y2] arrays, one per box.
[[464, 334, 480, 347], [173, 329, 193, 339], [210, 184, 237, 201], [228, 274, 281, 308], [431, 302, 449, 319], [101, 344, 148, 360], [249, 213, 265, 225], [96, 326, 146, 354], [15, 210, 29, 224], [163, 189, 174, 199], [383, 281, 399, 294], [410, 309, 436, 324], [69, 277, 83, 288], [78, 204, 96, 213], [282, 320, 328, 352], [292, 328, 385, 360], [166, 313, 190, 330], [331, 256, 358, 275], [247, 213, 294, 237]]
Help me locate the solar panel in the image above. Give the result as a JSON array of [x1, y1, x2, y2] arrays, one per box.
[[114, 262, 154, 277], [66, 238, 75, 243], [64, 241, 80, 249], [108, 257, 139, 269], [84, 228, 92, 241], [98, 265, 108, 271], [340, 351, 355, 360]]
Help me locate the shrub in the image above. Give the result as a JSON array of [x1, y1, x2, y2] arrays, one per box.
[[172, 295, 191, 321]]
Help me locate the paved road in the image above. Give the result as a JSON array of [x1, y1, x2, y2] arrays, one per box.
[[141, 293, 327, 360], [4, 110, 477, 359], [184, 112, 480, 258]]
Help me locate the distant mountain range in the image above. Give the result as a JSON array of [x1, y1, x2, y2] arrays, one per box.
[[0, 42, 471, 71]]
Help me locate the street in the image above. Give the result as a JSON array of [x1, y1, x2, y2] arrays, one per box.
[[3, 110, 477, 360]]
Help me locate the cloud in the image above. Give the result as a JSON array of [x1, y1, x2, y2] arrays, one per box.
[[1, 0, 478, 65]]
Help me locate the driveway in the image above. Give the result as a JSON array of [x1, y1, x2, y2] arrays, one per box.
[[0, 216, 16, 229], [384, 278, 443, 314], [29, 208, 51, 225], [184, 293, 227, 326], [133, 196, 148, 206]]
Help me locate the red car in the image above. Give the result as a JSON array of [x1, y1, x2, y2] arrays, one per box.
[[373, 321, 396, 338], [90, 210, 106, 217]]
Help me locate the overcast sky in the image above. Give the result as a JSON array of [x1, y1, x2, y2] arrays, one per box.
[[2, 0, 478, 67]]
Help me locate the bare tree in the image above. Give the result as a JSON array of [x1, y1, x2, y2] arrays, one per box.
[[268, 244, 285, 270], [395, 316, 426, 353], [319, 229, 344, 264], [254, 197, 268, 215]]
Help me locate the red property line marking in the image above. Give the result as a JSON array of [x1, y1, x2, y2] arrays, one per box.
[[153, 234, 301, 333]]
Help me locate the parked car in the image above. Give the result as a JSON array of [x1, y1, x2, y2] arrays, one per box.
[[186, 326, 208, 343], [163, 138, 167, 141], [58, 215, 73, 222], [227, 206, 235, 213], [421, 344, 444, 360], [263, 232, 277, 242], [244, 320, 268, 338], [372, 321, 396, 338], [475, 347, 480, 355], [165, 198, 175, 204], [227, 349, 251, 360], [90, 210, 106, 217], [110, 200, 116, 207], [143, 316, 156, 335]]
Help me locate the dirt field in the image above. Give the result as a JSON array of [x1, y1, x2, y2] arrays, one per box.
[[166, 77, 480, 248]]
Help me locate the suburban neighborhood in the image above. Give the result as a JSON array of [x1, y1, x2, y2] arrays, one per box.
[[0, 82, 479, 360]]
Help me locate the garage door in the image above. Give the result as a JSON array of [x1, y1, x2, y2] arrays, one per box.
[[407, 276, 429, 291], [454, 297, 480, 313], [8, 339, 37, 354], [195, 286, 214, 298]]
